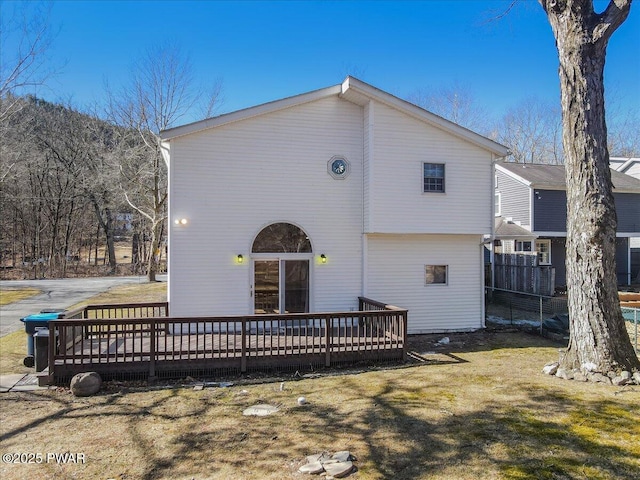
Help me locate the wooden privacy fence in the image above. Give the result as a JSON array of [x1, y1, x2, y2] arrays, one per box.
[[493, 253, 555, 296], [47, 298, 407, 385]]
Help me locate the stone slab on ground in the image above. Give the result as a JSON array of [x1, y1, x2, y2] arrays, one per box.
[[242, 404, 280, 416], [0, 374, 27, 393], [298, 450, 356, 477], [0, 373, 50, 392]]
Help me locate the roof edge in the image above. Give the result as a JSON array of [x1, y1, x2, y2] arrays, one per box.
[[161, 84, 342, 140], [341, 76, 510, 157]]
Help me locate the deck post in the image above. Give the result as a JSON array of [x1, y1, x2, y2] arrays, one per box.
[[47, 322, 56, 385], [149, 320, 156, 380], [325, 315, 331, 367], [241, 318, 247, 372], [402, 312, 408, 361]]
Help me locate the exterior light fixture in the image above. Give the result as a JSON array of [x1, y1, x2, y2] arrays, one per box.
[[174, 218, 188, 225], [237, 254, 244, 264], [320, 254, 327, 264]]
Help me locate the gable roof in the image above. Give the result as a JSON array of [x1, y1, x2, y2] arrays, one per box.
[[496, 162, 640, 193], [494, 216, 537, 239], [160, 76, 509, 157]]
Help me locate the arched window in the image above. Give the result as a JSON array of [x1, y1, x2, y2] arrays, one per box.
[[252, 223, 312, 253]]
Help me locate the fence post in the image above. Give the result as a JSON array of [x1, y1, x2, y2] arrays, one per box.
[[149, 320, 156, 380], [325, 316, 331, 367], [635, 309, 638, 353], [241, 319, 247, 372], [539, 295, 543, 335]]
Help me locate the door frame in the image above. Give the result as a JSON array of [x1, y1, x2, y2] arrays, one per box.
[[250, 253, 314, 314]]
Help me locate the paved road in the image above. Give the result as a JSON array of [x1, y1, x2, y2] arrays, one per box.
[[0, 275, 166, 337]]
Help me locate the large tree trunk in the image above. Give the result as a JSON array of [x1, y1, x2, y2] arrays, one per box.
[[541, 0, 639, 373]]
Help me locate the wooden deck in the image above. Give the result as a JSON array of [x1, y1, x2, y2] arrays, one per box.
[[46, 299, 407, 384]]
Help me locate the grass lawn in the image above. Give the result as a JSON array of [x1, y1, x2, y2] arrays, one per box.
[[1, 330, 638, 480], [1, 283, 638, 479], [0, 288, 41, 306]]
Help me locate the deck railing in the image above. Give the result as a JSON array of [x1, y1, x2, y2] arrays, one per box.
[[47, 298, 407, 384]]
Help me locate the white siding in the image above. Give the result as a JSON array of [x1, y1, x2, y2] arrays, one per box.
[[366, 234, 484, 333], [169, 96, 364, 317], [368, 102, 493, 234]]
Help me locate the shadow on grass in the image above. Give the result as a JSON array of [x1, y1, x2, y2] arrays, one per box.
[[1, 330, 637, 480], [128, 379, 638, 479]]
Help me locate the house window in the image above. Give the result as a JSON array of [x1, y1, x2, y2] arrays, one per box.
[[515, 241, 532, 252], [425, 265, 448, 285], [535, 239, 551, 265], [495, 191, 501, 216], [423, 163, 445, 193]]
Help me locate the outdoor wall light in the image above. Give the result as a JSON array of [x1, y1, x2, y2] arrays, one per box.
[[174, 218, 188, 226], [237, 254, 244, 264], [320, 254, 327, 264]]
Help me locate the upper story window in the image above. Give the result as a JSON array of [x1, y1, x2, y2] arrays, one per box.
[[423, 163, 445, 193], [495, 192, 501, 216]]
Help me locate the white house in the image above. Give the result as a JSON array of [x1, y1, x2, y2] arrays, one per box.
[[160, 77, 509, 334]]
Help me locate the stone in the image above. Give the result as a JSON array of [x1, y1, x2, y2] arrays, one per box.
[[588, 372, 611, 384], [555, 368, 574, 380], [323, 460, 354, 478], [633, 372, 640, 385], [299, 461, 324, 474], [70, 372, 102, 397], [612, 376, 630, 386], [331, 451, 352, 462], [573, 371, 588, 382], [620, 371, 632, 380], [542, 362, 559, 375], [242, 404, 279, 416], [306, 453, 330, 464]]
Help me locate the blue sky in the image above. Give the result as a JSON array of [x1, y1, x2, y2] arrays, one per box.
[[6, 0, 640, 124]]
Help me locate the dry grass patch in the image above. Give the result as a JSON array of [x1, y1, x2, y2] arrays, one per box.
[[66, 281, 167, 311], [1, 331, 638, 479], [0, 330, 30, 375], [0, 288, 41, 306]]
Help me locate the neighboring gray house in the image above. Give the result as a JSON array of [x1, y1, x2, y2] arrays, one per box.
[[494, 162, 640, 287]]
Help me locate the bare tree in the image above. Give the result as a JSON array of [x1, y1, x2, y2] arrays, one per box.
[[108, 44, 222, 281], [0, 1, 56, 123], [607, 105, 640, 157], [540, 0, 639, 374], [407, 82, 492, 134], [495, 97, 563, 164]]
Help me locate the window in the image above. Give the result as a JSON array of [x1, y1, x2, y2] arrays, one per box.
[[515, 241, 532, 252], [495, 191, 501, 216], [535, 239, 551, 265], [252, 223, 312, 253], [425, 265, 448, 285], [423, 163, 445, 193]]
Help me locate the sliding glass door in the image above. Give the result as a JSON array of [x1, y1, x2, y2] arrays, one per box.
[[253, 259, 309, 314]]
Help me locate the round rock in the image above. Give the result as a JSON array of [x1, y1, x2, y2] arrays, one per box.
[[70, 372, 102, 397]]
